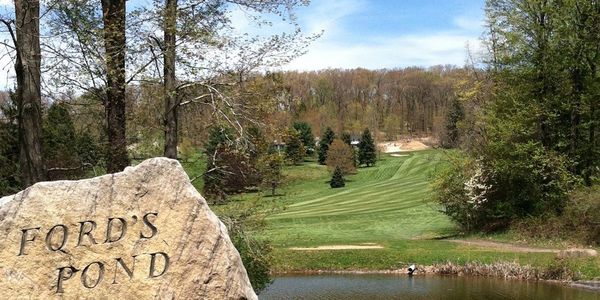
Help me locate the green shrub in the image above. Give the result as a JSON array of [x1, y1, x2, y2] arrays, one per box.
[[513, 185, 600, 246], [217, 200, 273, 294], [433, 144, 574, 232]]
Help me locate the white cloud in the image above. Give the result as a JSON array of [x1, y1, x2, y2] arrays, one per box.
[[301, 0, 367, 35], [282, 33, 482, 70], [278, 4, 486, 71], [454, 15, 485, 32]]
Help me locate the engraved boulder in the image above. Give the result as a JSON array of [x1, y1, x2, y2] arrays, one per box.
[[0, 158, 257, 299]]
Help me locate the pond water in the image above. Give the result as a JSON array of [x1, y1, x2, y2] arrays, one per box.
[[260, 274, 600, 300]]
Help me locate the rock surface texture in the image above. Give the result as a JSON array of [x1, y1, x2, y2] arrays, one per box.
[[0, 158, 257, 300]]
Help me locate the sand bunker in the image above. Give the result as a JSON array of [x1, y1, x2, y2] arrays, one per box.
[[289, 244, 384, 251], [390, 154, 409, 157], [378, 140, 431, 153]]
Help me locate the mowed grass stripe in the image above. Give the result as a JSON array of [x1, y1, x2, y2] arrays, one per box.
[[264, 150, 455, 246], [273, 153, 435, 217], [277, 186, 429, 218], [283, 179, 426, 212]]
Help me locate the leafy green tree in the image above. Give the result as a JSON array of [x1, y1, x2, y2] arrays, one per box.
[[293, 121, 315, 155], [248, 126, 269, 160], [330, 166, 345, 188], [485, 0, 599, 184], [433, 0, 600, 232], [358, 128, 376, 167], [285, 129, 306, 165], [317, 127, 335, 165], [259, 153, 284, 196]]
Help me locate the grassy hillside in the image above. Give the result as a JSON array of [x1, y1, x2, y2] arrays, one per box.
[[266, 150, 455, 247], [181, 150, 599, 278], [257, 151, 599, 277]]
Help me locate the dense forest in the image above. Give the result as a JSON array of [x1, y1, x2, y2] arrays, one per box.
[[281, 67, 466, 141]]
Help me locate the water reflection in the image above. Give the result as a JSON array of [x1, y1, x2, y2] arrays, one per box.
[[260, 274, 600, 300]]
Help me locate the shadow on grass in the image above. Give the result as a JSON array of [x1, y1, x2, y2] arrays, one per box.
[[263, 193, 286, 198]]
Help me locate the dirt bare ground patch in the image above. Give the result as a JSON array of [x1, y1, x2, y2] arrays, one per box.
[[289, 244, 384, 251], [449, 239, 561, 253], [378, 140, 431, 153]]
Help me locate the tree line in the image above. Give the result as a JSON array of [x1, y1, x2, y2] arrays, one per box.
[[434, 0, 599, 244], [278, 67, 471, 143], [0, 0, 316, 192]]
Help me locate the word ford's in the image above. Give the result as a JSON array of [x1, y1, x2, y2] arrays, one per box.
[[16, 212, 171, 293]]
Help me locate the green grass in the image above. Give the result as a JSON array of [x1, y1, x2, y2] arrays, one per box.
[[265, 150, 455, 247], [179, 149, 600, 279], [248, 150, 599, 278]]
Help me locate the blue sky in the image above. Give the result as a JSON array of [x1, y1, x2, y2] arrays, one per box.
[[276, 0, 487, 70]]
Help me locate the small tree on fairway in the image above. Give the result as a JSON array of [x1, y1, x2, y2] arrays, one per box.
[[259, 153, 284, 196], [325, 139, 356, 175], [285, 129, 306, 165], [293, 122, 315, 155], [330, 166, 345, 188], [359, 128, 377, 167], [318, 127, 336, 165]]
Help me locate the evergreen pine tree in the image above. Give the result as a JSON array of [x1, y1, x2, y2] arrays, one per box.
[[341, 132, 352, 145], [358, 128, 377, 167], [43, 102, 84, 179], [442, 98, 464, 148], [293, 122, 315, 155], [330, 166, 345, 188], [317, 127, 335, 165], [43, 102, 79, 164]]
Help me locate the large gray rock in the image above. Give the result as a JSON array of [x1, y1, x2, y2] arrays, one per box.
[[0, 158, 257, 300]]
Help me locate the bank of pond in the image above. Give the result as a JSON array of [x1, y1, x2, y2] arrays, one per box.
[[260, 274, 600, 299]]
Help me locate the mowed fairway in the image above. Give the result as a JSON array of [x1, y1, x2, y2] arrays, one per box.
[[266, 150, 456, 247], [264, 151, 564, 274]]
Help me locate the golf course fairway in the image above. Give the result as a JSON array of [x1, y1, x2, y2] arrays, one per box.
[[261, 150, 600, 279]]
